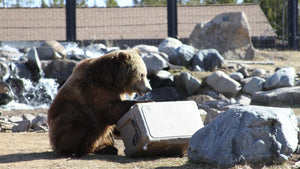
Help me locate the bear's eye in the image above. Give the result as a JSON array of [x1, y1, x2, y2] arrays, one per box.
[[141, 74, 144, 78]]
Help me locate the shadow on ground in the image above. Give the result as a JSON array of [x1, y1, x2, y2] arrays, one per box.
[[0, 151, 164, 164]]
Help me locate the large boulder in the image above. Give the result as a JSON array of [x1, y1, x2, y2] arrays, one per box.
[[205, 70, 241, 97], [190, 12, 255, 60], [251, 86, 300, 106], [188, 105, 298, 168]]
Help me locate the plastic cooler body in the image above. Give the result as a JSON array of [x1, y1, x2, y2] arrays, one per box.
[[116, 101, 204, 157]]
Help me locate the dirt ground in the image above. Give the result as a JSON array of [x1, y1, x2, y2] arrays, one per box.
[[1, 50, 300, 169], [0, 132, 299, 169]]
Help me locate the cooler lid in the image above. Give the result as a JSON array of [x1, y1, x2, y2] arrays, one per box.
[[139, 101, 203, 139]]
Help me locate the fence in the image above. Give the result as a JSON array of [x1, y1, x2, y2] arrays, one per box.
[[0, 1, 298, 50]]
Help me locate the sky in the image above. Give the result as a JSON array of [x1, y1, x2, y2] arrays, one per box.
[[1, 0, 243, 8], [0, 0, 134, 7]]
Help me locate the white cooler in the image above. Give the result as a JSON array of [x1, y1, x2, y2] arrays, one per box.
[[116, 101, 204, 157]]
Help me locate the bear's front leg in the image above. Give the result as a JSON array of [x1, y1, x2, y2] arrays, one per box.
[[105, 100, 138, 124]]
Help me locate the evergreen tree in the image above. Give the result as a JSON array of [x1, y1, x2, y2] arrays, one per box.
[[77, 0, 87, 7], [203, 0, 237, 4], [133, 0, 167, 6], [106, 0, 118, 7], [242, 0, 287, 37]]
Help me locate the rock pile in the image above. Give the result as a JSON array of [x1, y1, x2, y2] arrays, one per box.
[[0, 113, 48, 132], [0, 37, 299, 167]]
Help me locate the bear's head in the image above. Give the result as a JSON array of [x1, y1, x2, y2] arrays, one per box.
[[121, 48, 152, 96], [71, 48, 152, 97]]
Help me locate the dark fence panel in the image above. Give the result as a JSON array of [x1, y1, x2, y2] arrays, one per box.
[[0, 3, 298, 50]]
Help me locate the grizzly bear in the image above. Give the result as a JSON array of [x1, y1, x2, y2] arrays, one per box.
[[48, 48, 152, 156]]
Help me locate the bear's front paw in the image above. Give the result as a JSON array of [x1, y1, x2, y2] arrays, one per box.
[[94, 145, 118, 155]]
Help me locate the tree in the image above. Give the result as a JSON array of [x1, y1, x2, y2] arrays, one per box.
[[243, 0, 287, 37], [243, 0, 258, 3], [133, 0, 167, 6], [41, 0, 49, 7], [185, 0, 201, 5], [203, 0, 237, 4], [106, 0, 118, 7], [48, 0, 64, 7], [77, 0, 87, 7]]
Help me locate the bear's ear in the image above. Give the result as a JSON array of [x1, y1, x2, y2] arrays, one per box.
[[133, 48, 141, 54], [118, 51, 131, 60]]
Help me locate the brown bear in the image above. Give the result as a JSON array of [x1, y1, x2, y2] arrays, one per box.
[[47, 48, 152, 156]]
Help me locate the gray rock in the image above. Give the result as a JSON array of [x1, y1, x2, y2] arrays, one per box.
[[251, 68, 266, 77], [22, 114, 36, 122], [188, 105, 298, 168], [37, 40, 66, 60], [142, 52, 169, 75], [12, 120, 30, 132], [178, 72, 201, 96], [192, 65, 204, 72], [9, 115, 23, 123], [190, 12, 255, 60], [149, 70, 174, 88], [235, 94, 251, 105], [191, 48, 224, 71], [0, 81, 14, 105], [27, 47, 42, 81], [42, 60, 77, 86], [158, 37, 182, 64], [8, 62, 32, 79], [137, 87, 178, 102], [175, 44, 195, 66], [242, 76, 265, 95], [30, 114, 48, 132], [0, 61, 10, 81], [264, 67, 295, 90], [32, 114, 48, 127], [134, 45, 159, 53], [203, 107, 222, 126], [295, 80, 300, 86], [251, 86, 300, 106], [229, 72, 244, 81], [205, 71, 241, 97], [6, 77, 25, 98], [237, 65, 249, 78]]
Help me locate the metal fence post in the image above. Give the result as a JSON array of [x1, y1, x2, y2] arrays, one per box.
[[66, 0, 76, 42], [167, 0, 178, 38], [288, 0, 298, 50]]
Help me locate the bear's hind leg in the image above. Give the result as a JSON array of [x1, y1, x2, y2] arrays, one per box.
[[50, 112, 99, 157]]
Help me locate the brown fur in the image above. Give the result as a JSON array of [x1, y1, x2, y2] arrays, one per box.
[[48, 49, 151, 156]]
